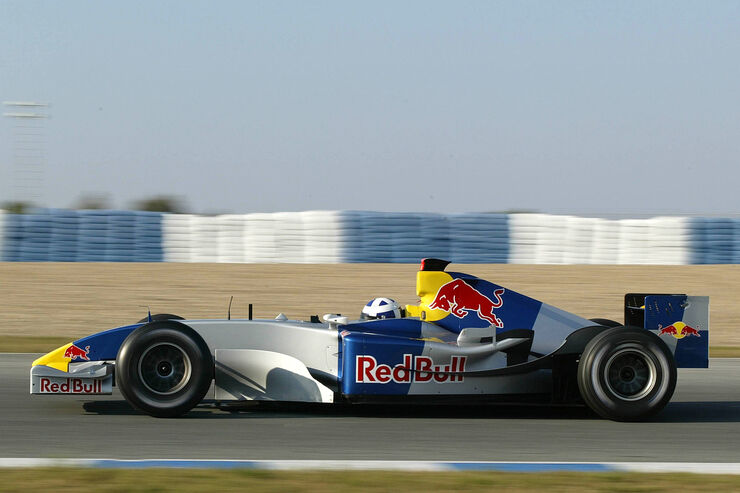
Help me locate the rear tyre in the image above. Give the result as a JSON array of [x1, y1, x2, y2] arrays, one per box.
[[116, 321, 212, 418], [137, 314, 185, 323], [589, 318, 621, 328], [577, 327, 676, 421]]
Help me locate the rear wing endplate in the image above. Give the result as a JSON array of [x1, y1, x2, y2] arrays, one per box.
[[625, 293, 709, 368]]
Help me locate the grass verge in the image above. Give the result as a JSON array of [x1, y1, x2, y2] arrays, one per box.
[[3, 335, 740, 358], [1, 469, 740, 492]]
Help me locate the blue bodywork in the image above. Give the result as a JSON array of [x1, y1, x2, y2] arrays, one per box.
[[74, 324, 141, 361]]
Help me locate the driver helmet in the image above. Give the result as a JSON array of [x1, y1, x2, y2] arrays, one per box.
[[361, 297, 405, 320]]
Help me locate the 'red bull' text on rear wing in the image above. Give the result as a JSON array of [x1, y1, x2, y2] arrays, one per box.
[[625, 293, 709, 368]]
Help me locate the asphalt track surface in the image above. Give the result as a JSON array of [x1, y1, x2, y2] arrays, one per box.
[[3, 354, 740, 462]]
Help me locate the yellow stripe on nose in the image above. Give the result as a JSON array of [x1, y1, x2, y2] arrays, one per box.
[[31, 343, 73, 372]]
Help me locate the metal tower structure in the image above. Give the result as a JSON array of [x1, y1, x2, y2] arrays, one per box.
[[3, 101, 50, 207]]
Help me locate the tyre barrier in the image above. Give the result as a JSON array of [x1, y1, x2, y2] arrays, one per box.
[[0, 209, 738, 264]]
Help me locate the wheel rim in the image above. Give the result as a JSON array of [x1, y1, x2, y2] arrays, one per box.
[[138, 342, 192, 395], [603, 346, 657, 401]]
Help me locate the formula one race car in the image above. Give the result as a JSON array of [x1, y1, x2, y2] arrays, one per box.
[[30, 259, 709, 421]]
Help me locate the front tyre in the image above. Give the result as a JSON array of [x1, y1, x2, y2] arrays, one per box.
[[577, 327, 676, 421], [137, 313, 185, 323], [116, 321, 212, 418]]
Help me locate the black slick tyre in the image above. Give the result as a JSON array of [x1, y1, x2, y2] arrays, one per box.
[[116, 321, 212, 418], [588, 318, 621, 328], [577, 326, 676, 421], [137, 314, 185, 323]]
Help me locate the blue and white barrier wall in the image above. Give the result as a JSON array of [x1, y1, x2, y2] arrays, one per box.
[[0, 210, 737, 264]]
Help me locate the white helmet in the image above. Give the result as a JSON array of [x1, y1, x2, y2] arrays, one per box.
[[361, 297, 404, 320]]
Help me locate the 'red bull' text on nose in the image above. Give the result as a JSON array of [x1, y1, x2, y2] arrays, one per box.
[[39, 378, 102, 393]]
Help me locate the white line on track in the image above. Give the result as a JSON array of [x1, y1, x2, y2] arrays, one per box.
[[1, 459, 740, 474]]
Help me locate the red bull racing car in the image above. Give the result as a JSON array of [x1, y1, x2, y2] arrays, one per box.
[[30, 259, 709, 421]]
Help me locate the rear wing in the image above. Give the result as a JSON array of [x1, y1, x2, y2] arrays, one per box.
[[625, 293, 709, 368]]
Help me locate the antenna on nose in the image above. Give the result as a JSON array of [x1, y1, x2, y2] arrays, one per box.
[[139, 305, 152, 323]]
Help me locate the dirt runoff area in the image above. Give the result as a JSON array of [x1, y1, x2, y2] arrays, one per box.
[[1, 263, 738, 346]]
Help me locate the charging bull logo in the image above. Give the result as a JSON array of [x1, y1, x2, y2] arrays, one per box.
[[658, 322, 700, 339], [64, 344, 90, 361], [428, 279, 505, 327]]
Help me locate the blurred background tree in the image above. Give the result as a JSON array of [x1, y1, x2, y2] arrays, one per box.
[[131, 196, 186, 213], [73, 194, 112, 210], [1, 201, 33, 214]]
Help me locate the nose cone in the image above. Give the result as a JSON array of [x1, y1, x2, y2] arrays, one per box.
[[31, 342, 74, 372]]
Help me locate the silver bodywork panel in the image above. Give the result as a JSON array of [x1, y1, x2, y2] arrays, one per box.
[[214, 349, 335, 402], [190, 319, 339, 402], [187, 319, 340, 372]]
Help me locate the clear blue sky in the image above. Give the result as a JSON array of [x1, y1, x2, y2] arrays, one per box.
[[2, 1, 739, 215]]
